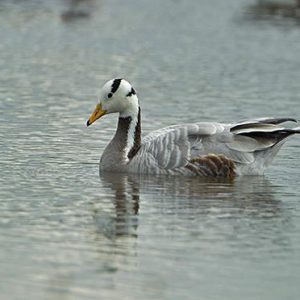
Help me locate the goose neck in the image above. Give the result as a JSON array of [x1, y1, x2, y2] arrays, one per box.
[[115, 106, 141, 161]]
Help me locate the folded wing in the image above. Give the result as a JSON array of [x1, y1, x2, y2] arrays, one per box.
[[140, 118, 299, 172]]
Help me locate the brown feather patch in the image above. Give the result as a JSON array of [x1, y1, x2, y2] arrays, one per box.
[[186, 154, 236, 178]]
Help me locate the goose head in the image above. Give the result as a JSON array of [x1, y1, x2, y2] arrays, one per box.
[[86, 78, 138, 126]]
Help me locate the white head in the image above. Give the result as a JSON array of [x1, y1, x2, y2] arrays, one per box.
[[86, 78, 139, 126]]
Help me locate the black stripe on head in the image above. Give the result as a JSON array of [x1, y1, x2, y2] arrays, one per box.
[[126, 87, 136, 97], [111, 78, 122, 94]]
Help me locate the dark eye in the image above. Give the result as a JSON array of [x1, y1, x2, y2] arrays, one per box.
[[107, 93, 113, 98]]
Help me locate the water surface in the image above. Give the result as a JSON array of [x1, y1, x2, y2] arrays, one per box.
[[0, 0, 300, 299]]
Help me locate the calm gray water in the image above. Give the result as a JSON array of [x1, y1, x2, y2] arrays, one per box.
[[1, 0, 300, 299]]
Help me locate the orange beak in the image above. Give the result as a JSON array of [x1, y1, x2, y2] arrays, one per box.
[[86, 104, 107, 126]]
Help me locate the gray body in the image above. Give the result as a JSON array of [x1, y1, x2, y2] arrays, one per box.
[[100, 117, 300, 176]]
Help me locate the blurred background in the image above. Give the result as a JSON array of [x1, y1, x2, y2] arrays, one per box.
[[0, 1, 300, 300]]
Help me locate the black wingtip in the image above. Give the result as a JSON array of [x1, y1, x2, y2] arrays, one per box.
[[86, 120, 91, 127], [265, 118, 298, 124], [280, 118, 298, 123]]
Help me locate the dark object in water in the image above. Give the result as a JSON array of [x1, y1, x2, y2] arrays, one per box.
[[247, 0, 300, 20], [61, 0, 94, 22], [61, 10, 90, 22]]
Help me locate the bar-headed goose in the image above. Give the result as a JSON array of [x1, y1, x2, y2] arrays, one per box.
[[86, 78, 299, 177]]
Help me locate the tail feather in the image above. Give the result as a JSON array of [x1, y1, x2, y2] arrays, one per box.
[[238, 128, 300, 145], [228, 118, 299, 175], [231, 117, 297, 133], [254, 117, 297, 125], [292, 127, 300, 133]]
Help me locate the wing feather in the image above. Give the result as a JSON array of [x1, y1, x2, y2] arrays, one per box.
[[141, 123, 219, 169], [138, 118, 298, 171]]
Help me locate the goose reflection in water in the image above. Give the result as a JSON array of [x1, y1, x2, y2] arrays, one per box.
[[92, 173, 140, 240], [93, 173, 284, 241]]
